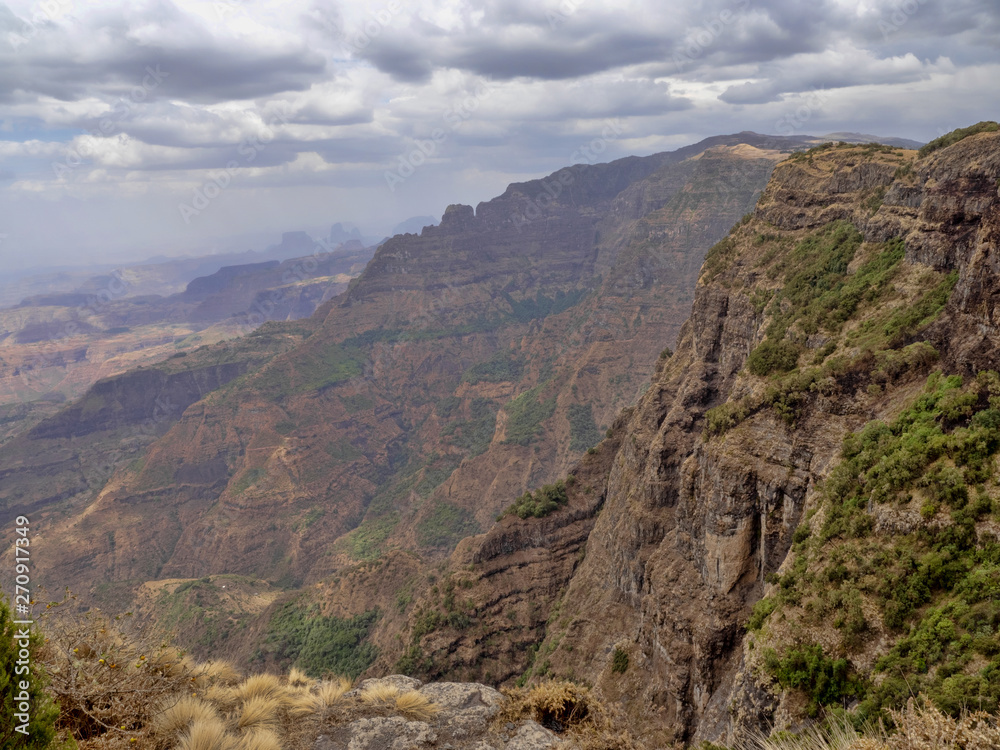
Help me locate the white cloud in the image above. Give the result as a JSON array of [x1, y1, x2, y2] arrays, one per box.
[[0, 0, 996, 270]]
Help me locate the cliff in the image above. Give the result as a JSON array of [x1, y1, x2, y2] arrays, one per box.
[[14, 134, 798, 618], [394, 130, 1000, 746]]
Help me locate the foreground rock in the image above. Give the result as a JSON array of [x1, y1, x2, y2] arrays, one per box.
[[315, 677, 559, 750]]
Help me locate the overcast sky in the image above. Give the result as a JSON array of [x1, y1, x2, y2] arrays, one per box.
[[0, 0, 997, 271]]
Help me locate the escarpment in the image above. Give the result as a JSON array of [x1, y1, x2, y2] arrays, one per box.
[[396, 132, 1000, 746], [12, 133, 799, 614]]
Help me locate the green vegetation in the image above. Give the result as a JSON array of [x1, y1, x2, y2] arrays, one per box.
[[342, 314, 503, 348], [503, 289, 586, 323], [706, 218, 957, 437], [747, 339, 801, 376], [611, 647, 629, 674], [416, 501, 480, 548], [752, 372, 1000, 722], [763, 644, 863, 718], [413, 458, 461, 499], [700, 235, 738, 282], [338, 514, 399, 561], [746, 221, 866, 376], [919, 121, 999, 157], [2, 595, 60, 748], [250, 341, 365, 400], [259, 602, 379, 678], [461, 350, 523, 384], [135, 462, 176, 492], [340, 393, 374, 413], [295, 506, 325, 531], [500, 477, 571, 519], [152, 578, 252, 653], [396, 576, 478, 676], [231, 466, 266, 495], [441, 397, 497, 456], [503, 385, 557, 446], [567, 403, 603, 452], [435, 396, 461, 419]]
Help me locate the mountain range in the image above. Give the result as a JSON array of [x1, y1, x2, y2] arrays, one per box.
[[5, 124, 1000, 747]]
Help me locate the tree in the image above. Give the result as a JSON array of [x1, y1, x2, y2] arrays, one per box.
[[1, 595, 59, 749]]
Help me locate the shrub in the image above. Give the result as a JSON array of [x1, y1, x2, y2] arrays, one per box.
[[501, 479, 570, 519], [1, 595, 60, 748], [611, 647, 629, 674], [919, 121, 999, 157], [259, 605, 379, 678], [461, 350, 523, 384], [764, 644, 864, 718], [747, 597, 778, 631], [747, 339, 801, 376]]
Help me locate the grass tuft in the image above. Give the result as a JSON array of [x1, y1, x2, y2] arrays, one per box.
[[152, 696, 220, 741], [235, 695, 281, 730], [394, 690, 440, 721], [176, 718, 236, 750]]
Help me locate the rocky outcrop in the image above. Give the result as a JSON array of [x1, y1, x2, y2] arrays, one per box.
[[22, 133, 802, 611], [315, 676, 558, 750], [404, 132, 1000, 746]]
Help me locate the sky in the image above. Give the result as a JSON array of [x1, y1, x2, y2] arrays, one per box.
[[0, 0, 997, 271]]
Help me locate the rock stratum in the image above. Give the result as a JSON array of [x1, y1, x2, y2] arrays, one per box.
[[9, 127, 999, 749], [5, 132, 803, 618], [390, 130, 1000, 746]]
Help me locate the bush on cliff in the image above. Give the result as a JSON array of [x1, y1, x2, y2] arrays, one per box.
[[1, 595, 60, 749]]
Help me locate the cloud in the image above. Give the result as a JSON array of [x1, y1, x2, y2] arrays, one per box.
[[0, 0, 997, 270]]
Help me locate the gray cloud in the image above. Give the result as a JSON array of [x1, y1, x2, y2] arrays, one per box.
[[0, 0, 997, 271]]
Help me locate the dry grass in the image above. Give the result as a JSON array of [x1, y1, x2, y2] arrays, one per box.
[[234, 696, 281, 731], [315, 678, 352, 708], [151, 697, 220, 742], [732, 698, 1000, 750], [498, 680, 641, 750], [359, 682, 402, 709], [203, 684, 238, 711], [885, 698, 1000, 750], [233, 674, 286, 705], [36, 592, 201, 747], [235, 728, 282, 750], [195, 661, 241, 688], [394, 690, 440, 721], [175, 718, 236, 750], [287, 667, 314, 688]]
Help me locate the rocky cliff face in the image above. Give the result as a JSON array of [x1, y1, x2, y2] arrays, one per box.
[[3, 134, 811, 678], [397, 132, 1000, 745]]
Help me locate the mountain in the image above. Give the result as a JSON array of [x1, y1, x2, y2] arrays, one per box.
[[0, 243, 374, 442], [388, 128, 1000, 746], [7, 125, 986, 748], [391, 216, 439, 235], [3, 132, 812, 664], [820, 131, 925, 149]]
